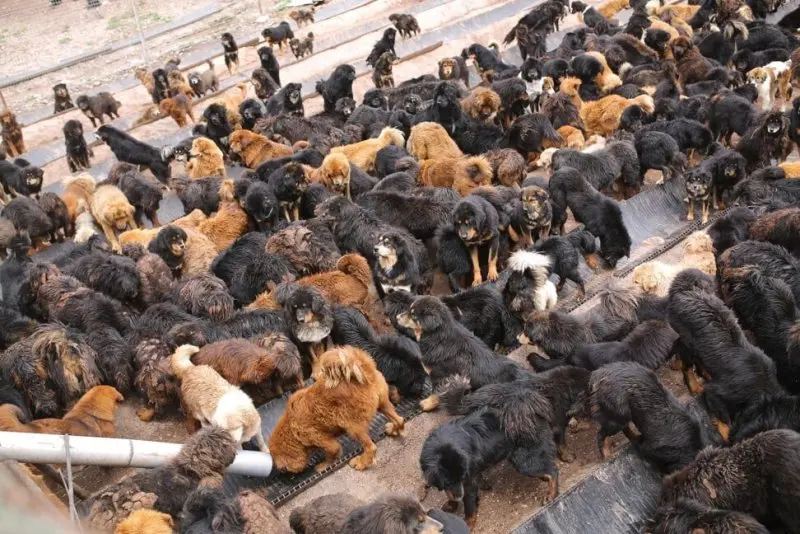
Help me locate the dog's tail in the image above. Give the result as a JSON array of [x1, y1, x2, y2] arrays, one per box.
[[631, 94, 655, 113], [378, 127, 405, 148], [487, 40, 501, 56], [219, 179, 236, 202], [315, 348, 369, 388], [206, 59, 215, 73], [502, 25, 518, 45], [336, 253, 373, 289], [171, 344, 200, 378], [438, 375, 473, 415], [0, 404, 26, 432], [464, 156, 493, 184]]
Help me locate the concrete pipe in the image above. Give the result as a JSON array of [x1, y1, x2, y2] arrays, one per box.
[[0, 432, 273, 477]]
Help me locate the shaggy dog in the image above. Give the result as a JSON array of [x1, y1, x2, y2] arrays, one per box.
[[167, 69, 196, 99], [307, 152, 353, 198], [418, 157, 493, 197], [389, 13, 421, 38], [226, 247, 296, 306], [588, 362, 709, 472], [269, 346, 404, 472], [187, 137, 226, 179], [407, 122, 463, 160], [372, 51, 398, 89], [737, 111, 793, 171], [465, 43, 517, 83], [551, 142, 641, 198], [76, 92, 122, 127], [159, 94, 194, 127], [330, 127, 404, 172], [708, 207, 757, 255], [114, 509, 175, 534], [106, 162, 163, 228], [534, 229, 597, 296], [52, 82, 75, 113], [229, 130, 293, 169], [290, 7, 315, 26], [396, 296, 529, 412], [1, 197, 52, 245], [366, 28, 398, 68], [289, 494, 366, 534], [265, 162, 309, 222], [647, 499, 770, 534], [95, 125, 170, 183], [0, 159, 44, 199], [63, 119, 93, 172], [200, 104, 234, 152], [175, 274, 233, 321], [261, 21, 294, 50], [172, 175, 225, 216], [373, 230, 427, 294], [572, 320, 678, 371], [266, 221, 340, 276], [241, 180, 280, 232], [266, 82, 304, 117], [634, 130, 685, 185], [548, 167, 631, 267], [0, 385, 123, 437], [357, 186, 456, 240], [0, 110, 24, 157], [239, 98, 267, 131], [187, 60, 218, 97], [180, 488, 290, 534], [484, 148, 525, 188], [317, 64, 357, 114], [79, 427, 237, 531], [147, 225, 187, 275], [561, 78, 654, 136], [290, 32, 315, 60], [195, 200, 249, 252], [749, 207, 800, 256], [171, 345, 267, 449], [513, 185, 553, 245], [91, 184, 137, 252], [660, 430, 800, 532], [718, 240, 800, 303], [670, 36, 715, 86], [221, 32, 240, 75], [438, 56, 471, 87], [461, 87, 502, 123], [0, 323, 101, 417], [451, 195, 500, 286], [134, 66, 156, 96], [257, 46, 282, 87], [63, 250, 140, 304], [505, 250, 558, 313], [61, 172, 95, 221], [151, 69, 171, 103]]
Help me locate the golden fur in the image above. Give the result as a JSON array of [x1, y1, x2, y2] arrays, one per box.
[[418, 156, 493, 196], [0, 385, 123, 437], [190, 339, 277, 387], [159, 95, 195, 128], [651, 4, 701, 22], [229, 130, 293, 168], [171, 345, 267, 450], [91, 184, 137, 252], [168, 70, 196, 99], [330, 127, 405, 172], [182, 228, 219, 276], [655, 10, 693, 37], [586, 51, 622, 93], [683, 231, 716, 277], [118, 210, 214, 248], [778, 161, 800, 177], [134, 67, 156, 95], [115, 509, 174, 534], [62, 172, 96, 222], [648, 18, 681, 39], [461, 87, 502, 122], [598, 0, 628, 18], [631, 261, 682, 296], [196, 199, 249, 252], [187, 137, 226, 179], [213, 83, 248, 127], [557, 125, 585, 149], [561, 77, 654, 136], [407, 122, 463, 160], [307, 153, 352, 198], [268, 346, 404, 473]]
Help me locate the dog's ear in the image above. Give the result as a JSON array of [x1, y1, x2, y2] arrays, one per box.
[[437, 444, 467, 479], [274, 281, 300, 306], [416, 302, 444, 332]]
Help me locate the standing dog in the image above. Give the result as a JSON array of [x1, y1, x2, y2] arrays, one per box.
[[221, 32, 240, 75], [91, 184, 137, 252], [0, 110, 24, 157], [52, 83, 75, 113], [76, 92, 122, 127], [63, 120, 93, 172]]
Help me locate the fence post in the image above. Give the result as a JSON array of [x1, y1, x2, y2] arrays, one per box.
[[130, 0, 150, 65], [0, 89, 7, 111]]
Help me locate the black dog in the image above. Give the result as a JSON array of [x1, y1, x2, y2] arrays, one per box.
[[201, 104, 234, 152], [289, 32, 314, 60], [647, 499, 770, 534], [449, 195, 501, 288], [63, 119, 92, 172], [634, 130, 685, 184], [533, 229, 597, 296], [316, 64, 357, 114], [221, 32, 240, 75], [148, 225, 187, 275], [257, 46, 281, 87], [239, 99, 266, 131], [708, 92, 758, 146], [366, 28, 397, 67], [105, 162, 163, 228], [95, 125, 170, 183], [571, 320, 677, 371], [551, 142, 641, 197], [52, 83, 74, 113], [737, 111, 793, 172], [241, 180, 280, 233], [251, 68, 280, 102], [707, 207, 756, 255], [548, 167, 631, 267], [0, 159, 44, 199], [76, 92, 122, 127], [266, 83, 304, 117], [261, 21, 294, 50], [38, 192, 71, 242], [389, 13, 421, 38]]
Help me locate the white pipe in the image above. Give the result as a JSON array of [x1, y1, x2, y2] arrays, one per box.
[[0, 432, 272, 477]]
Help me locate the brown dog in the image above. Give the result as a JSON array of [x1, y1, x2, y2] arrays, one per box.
[[418, 156, 493, 196], [0, 110, 25, 157], [168, 70, 196, 99], [671, 36, 714, 86], [187, 137, 226, 179], [0, 385, 123, 437], [196, 198, 249, 252], [159, 94, 195, 127], [134, 66, 156, 95], [62, 172, 96, 222], [115, 509, 175, 534], [269, 346, 404, 473], [330, 127, 405, 172], [189, 339, 278, 387], [289, 8, 315, 26], [407, 121, 463, 160], [461, 87, 502, 123], [229, 130, 293, 168], [91, 184, 138, 252], [307, 153, 352, 198]]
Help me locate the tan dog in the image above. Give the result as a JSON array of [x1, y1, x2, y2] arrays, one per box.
[[62, 172, 96, 222], [330, 127, 405, 172], [632, 261, 681, 296], [407, 122, 463, 160], [171, 344, 268, 451], [561, 77, 654, 136], [307, 152, 352, 198], [115, 509, 175, 534], [683, 231, 716, 277], [196, 199, 249, 252], [167, 70, 196, 99], [461, 87, 502, 122], [91, 184, 137, 252], [134, 67, 156, 95], [598, 0, 629, 18], [418, 156, 493, 196], [229, 130, 293, 168], [586, 51, 622, 93], [187, 137, 226, 179], [159, 94, 195, 127], [268, 346, 404, 473]]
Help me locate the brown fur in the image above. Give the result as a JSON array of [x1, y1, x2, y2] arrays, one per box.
[[167, 70, 196, 99], [655, 11, 693, 37], [182, 228, 219, 277], [683, 231, 716, 277], [289, 8, 315, 26], [196, 199, 249, 252], [214, 83, 248, 127], [252, 332, 305, 395], [250, 253, 375, 314], [134, 67, 156, 95], [190, 339, 277, 386], [0, 385, 123, 437], [561, 77, 654, 136], [159, 94, 195, 128], [558, 125, 586, 149], [118, 211, 211, 248], [652, 3, 701, 20], [115, 509, 174, 534], [418, 156, 494, 196], [0, 110, 25, 157], [778, 161, 800, 177], [187, 137, 226, 179], [484, 148, 526, 187], [230, 130, 293, 169], [598, 0, 628, 17], [266, 223, 341, 275], [671, 36, 713, 86], [330, 127, 405, 172], [307, 153, 352, 198], [91, 184, 137, 253], [132, 339, 179, 422], [269, 346, 404, 473], [62, 172, 96, 222], [461, 87, 502, 123], [407, 122, 463, 160], [586, 51, 622, 93]]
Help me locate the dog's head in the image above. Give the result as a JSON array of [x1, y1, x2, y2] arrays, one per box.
[[240, 99, 266, 124], [202, 103, 229, 128], [62, 119, 83, 138], [762, 111, 787, 137], [52, 83, 69, 98], [434, 82, 461, 112], [439, 58, 458, 80], [684, 231, 713, 255], [398, 296, 453, 341], [420, 439, 470, 502], [319, 153, 350, 194], [284, 83, 303, 106], [403, 94, 423, 115], [334, 97, 356, 118], [670, 37, 693, 61], [159, 98, 178, 117], [684, 167, 712, 199], [376, 51, 399, 72], [221, 32, 235, 47], [470, 88, 501, 122], [244, 182, 279, 230], [452, 200, 487, 243], [374, 232, 401, 270], [521, 186, 551, 223], [558, 76, 582, 96], [631, 263, 662, 294], [258, 46, 274, 63], [384, 27, 397, 45], [228, 130, 252, 155], [332, 64, 357, 83], [289, 38, 302, 56], [746, 67, 770, 87], [75, 96, 90, 111], [153, 68, 169, 86], [190, 136, 221, 159], [277, 284, 333, 343], [363, 88, 388, 110], [22, 166, 43, 189], [105, 200, 135, 231], [157, 224, 187, 258]]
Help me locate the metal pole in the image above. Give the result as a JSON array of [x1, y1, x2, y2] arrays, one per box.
[[0, 432, 273, 477], [0, 88, 7, 111], [130, 0, 149, 65]]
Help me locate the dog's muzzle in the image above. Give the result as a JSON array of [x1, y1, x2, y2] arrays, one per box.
[[767, 123, 781, 134]]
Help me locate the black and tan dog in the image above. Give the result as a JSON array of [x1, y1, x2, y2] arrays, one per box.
[[221, 32, 240, 75], [389, 13, 421, 38], [261, 21, 294, 51], [451, 195, 500, 286], [683, 166, 713, 224], [52, 83, 75, 113], [372, 51, 398, 89], [0, 110, 25, 158], [289, 32, 314, 60], [63, 120, 93, 173]]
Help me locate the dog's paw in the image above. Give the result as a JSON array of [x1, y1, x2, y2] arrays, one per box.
[[385, 420, 404, 436], [419, 395, 440, 412], [135, 407, 155, 422], [349, 454, 375, 471]]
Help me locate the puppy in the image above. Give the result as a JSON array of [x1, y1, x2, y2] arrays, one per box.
[[269, 346, 404, 472], [52, 83, 75, 113], [148, 225, 187, 274], [91, 184, 137, 252], [187, 137, 225, 179], [229, 130, 292, 169], [534, 229, 597, 296], [221, 32, 239, 75], [289, 8, 315, 26], [76, 92, 122, 127], [438, 56, 470, 87], [261, 21, 294, 51], [290, 32, 314, 60], [171, 345, 267, 450], [0, 159, 44, 199], [372, 51, 399, 89], [188, 60, 218, 97], [63, 119, 93, 172], [0, 110, 25, 157], [0, 385, 123, 437], [159, 93, 194, 127], [389, 13, 421, 38]]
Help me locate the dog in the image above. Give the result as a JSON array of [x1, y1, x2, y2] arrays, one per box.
[[229, 130, 293, 169], [0, 159, 44, 199], [180, 487, 289, 534], [90, 184, 137, 252], [261, 21, 294, 50], [683, 166, 714, 224], [438, 57, 470, 87], [407, 121, 463, 160], [418, 157, 493, 197], [38, 191, 71, 241], [290, 32, 314, 60], [389, 13, 421, 38], [534, 229, 597, 296], [251, 68, 280, 103], [221, 32, 239, 75], [95, 125, 171, 183], [749, 207, 800, 256], [330, 127, 404, 172], [171, 345, 267, 450], [106, 162, 163, 228], [257, 46, 282, 87], [461, 87, 501, 123], [114, 509, 175, 534], [317, 64, 357, 113], [746, 63, 788, 111], [366, 28, 397, 68], [269, 346, 405, 472], [76, 92, 122, 127], [134, 66, 156, 96], [159, 93, 194, 127], [63, 119, 93, 172], [551, 141, 641, 198], [187, 60, 218, 97], [289, 8, 315, 26], [167, 69, 196, 99], [52, 83, 74, 113], [61, 172, 95, 222], [0, 110, 24, 157], [187, 137, 225, 179], [372, 51, 398, 89], [451, 195, 500, 286], [0, 385, 123, 437], [147, 225, 187, 275], [738, 110, 793, 172], [266, 82, 304, 117], [572, 319, 678, 371], [646, 499, 771, 534]]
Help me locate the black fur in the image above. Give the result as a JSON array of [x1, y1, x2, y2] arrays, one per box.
[[95, 125, 170, 183]]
